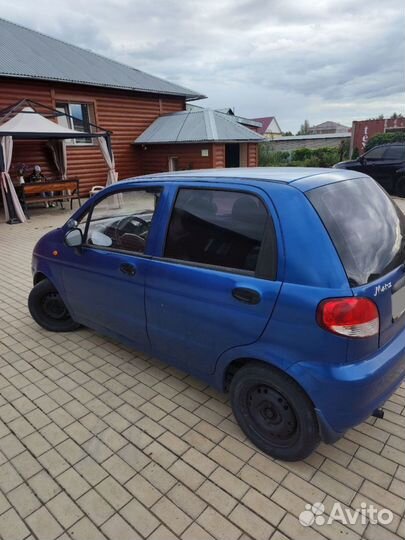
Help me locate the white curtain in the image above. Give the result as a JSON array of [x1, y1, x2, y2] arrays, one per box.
[[97, 136, 122, 207], [98, 136, 118, 186], [0, 136, 26, 223], [48, 140, 67, 179]]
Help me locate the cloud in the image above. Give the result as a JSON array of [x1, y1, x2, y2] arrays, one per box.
[[0, 0, 404, 131]]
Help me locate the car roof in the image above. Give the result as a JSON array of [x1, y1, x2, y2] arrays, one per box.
[[120, 167, 366, 191]]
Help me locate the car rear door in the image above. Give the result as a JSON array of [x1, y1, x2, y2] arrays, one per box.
[[145, 183, 282, 375]]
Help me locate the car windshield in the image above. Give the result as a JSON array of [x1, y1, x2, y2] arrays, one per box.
[[307, 178, 405, 286]]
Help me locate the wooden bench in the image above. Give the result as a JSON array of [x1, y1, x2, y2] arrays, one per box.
[[19, 179, 81, 215]]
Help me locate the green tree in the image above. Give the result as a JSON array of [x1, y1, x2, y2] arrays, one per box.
[[283, 131, 293, 136], [365, 132, 405, 151], [297, 120, 310, 135]]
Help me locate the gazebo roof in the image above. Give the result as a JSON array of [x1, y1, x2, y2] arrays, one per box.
[[0, 106, 87, 138], [0, 100, 108, 139]]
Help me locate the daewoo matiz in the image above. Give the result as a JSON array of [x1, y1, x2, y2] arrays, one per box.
[[29, 168, 405, 461]]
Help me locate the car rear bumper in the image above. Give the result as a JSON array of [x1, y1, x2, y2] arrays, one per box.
[[288, 329, 405, 440]]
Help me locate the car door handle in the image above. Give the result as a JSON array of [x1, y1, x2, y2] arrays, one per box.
[[232, 287, 261, 305], [119, 263, 137, 276]]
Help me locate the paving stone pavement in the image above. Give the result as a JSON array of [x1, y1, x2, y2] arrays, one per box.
[[0, 204, 404, 540]]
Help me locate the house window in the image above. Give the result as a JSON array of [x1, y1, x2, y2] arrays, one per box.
[[56, 102, 94, 145]]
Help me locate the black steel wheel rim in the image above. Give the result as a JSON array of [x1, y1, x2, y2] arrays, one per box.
[[41, 292, 69, 320], [245, 384, 298, 447]]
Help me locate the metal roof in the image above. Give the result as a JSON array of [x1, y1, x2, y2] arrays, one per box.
[[187, 105, 262, 128], [135, 109, 264, 144], [0, 18, 204, 100], [271, 132, 351, 142]]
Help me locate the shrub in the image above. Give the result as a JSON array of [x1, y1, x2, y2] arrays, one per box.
[[291, 148, 312, 161], [259, 145, 290, 166], [259, 144, 346, 168], [365, 132, 405, 151]]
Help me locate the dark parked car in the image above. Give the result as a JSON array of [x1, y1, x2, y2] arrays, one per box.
[[334, 143, 405, 196], [28, 168, 405, 461]]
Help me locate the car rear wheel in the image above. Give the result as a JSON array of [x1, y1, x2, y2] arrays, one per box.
[[28, 279, 81, 332], [395, 176, 405, 198], [230, 363, 320, 461]]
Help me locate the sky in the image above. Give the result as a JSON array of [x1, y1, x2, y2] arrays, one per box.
[[0, 0, 404, 132]]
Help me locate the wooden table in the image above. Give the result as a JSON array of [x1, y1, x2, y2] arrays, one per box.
[[18, 179, 81, 216]]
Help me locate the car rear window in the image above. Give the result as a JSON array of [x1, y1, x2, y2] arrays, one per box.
[[307, 178, 405, 286]]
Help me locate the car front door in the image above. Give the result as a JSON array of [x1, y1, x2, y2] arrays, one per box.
[[145, 184, 282, 375], [61, 185, 164, 351], [361, 146, 390, 188], [377, 145, 405, 193]]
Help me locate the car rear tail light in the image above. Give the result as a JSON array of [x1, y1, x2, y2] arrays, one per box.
[[317, 297, 379, 338]]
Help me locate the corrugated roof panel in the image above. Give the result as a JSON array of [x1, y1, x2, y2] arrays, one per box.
[[135, 110, 264, 144], [0, 18, 204, 99]]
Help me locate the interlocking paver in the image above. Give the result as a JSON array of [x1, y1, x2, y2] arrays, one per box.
[[8, 483, 42, 518], [125, 473, 162, 506], [38, 448, 70, 477], [57, 467, 91, 499], [46, 492, 83, 529], [27, 469, 61, 503], [0, 508, 30, 540], [120, 498, 160, 537], [26, 506, 63, 540], [77, 489, 114, 526], [0, 208, 404, 540], [101, 514, 142, 540], [96, 476, 132, 510], [74, 455, 108, 486]]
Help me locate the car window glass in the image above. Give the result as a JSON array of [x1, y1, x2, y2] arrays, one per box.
[[364, 146, 386, 160], [307, 178, 405, 285], [80, 188, 162, 253], [384, 146, 405, 160], [164, 188, 268, 272]]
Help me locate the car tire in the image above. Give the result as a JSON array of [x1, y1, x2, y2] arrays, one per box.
[[395, 176, 405, 198], [28, 279, 81, 332], [230, 363, 320, 461]]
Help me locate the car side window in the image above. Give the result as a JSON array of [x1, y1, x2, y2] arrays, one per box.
[[164, 188, 268, 272], [364, 146, 386, 160], [80, 188, 162, 254], [383, 146, 405, 160]]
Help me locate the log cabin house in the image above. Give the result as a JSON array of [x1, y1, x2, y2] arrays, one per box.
[[0, 17, 263, 198]]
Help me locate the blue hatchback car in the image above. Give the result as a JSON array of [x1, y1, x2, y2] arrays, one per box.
[[29, 168, 405, 461]]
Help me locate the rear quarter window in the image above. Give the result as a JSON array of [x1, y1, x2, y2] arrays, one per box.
[[307, 178, 405, 286]]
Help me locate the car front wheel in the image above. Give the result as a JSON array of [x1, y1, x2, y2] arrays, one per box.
[[28, 279, 81, 332], [230, 363, 320, 461]]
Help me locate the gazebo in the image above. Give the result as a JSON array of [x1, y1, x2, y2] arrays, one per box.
[[0, 99, 117, 224]]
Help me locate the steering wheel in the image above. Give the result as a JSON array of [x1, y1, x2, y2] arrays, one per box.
[[114, 214, 149, 248]]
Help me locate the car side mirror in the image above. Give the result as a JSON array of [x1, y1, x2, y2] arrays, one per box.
[[358, 156, 365, 164], [64, 228, 83, 247]]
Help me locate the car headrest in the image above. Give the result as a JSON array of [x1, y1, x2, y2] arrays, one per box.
[[232, 196, 264, 222]]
